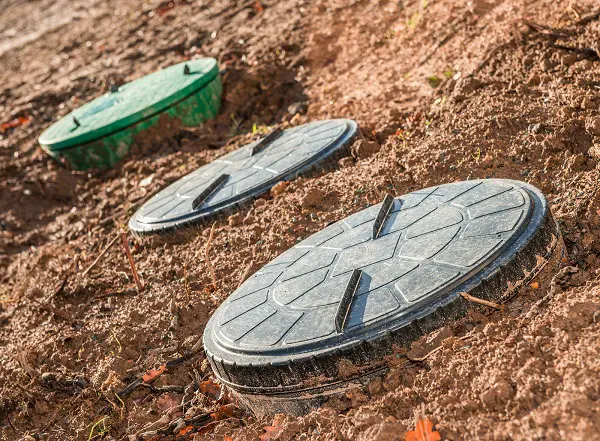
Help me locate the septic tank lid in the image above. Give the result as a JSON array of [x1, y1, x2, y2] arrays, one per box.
[[38, 58, 219, 150], [129, 119, 358, 234], [203, 179, 563, 400]]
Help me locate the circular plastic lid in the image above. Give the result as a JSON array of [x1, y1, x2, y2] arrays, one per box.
[[203, 179, 563, 395], [38, 58, 219, 150], [129, 119, 358, 234]]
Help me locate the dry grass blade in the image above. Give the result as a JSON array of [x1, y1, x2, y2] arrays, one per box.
[[205, 222, 218, 290], [82, 233, 119, 277], [460, 292, 503, 310], [120, 232, 144, 292]]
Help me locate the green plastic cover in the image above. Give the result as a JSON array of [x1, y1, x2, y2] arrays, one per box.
[[39, 58, 219, 151]]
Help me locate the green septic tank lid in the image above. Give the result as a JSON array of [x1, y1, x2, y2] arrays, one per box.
[[38, 58, 219, 151]]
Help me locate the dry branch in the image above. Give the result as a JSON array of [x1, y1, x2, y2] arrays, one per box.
[[82, 234, 119, 277], [205, 222, 218, 290], [120, 232, 144, 292], [460, 292, 503, 310]]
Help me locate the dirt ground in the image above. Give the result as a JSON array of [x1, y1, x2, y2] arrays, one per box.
[[1, 0, 600, 440]]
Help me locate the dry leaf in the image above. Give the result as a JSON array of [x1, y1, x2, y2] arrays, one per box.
[[224, 437, 233, 441], [0, 116, 31, 133], [530, 282, 539, 289], [179, 425, 194, 436], [210, 404, 237, 421], [405, 418, 441, 441], [199, 378, 222, 400], [142, 365, 166, 382], [252, 0, 264, 13], [259, 414, 285, 441]]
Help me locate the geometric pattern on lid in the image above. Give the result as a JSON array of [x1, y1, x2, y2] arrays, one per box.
[[130, 119, 358, 229], [211, 179, 533, 352]]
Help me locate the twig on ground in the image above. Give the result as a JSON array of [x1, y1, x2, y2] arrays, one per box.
[[82, 234, 119, 277], [574, 8, 600, 26], [165, 339, 204, 369], [205, 222, 218, 290], [407, 345, 443, 362], [91, 288, 137, 302], [549, 42, 599, 59], [118, 337, 205, 398], [460, 292, 503, 310], [117, 378, 143, 398], [53, 275, 69, 297], [31, 298, 75, 323], [120, 232, 144, 292], [139, 383, 186, 394]]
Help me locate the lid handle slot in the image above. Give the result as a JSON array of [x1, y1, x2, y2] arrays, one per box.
[[192, 174, 230, 210], [250, 128, 283, 156], [334, 269, 362, 332], [372, 194, 395, 239]]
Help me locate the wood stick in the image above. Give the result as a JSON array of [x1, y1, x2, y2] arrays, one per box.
[[460, 292, 503, 310], [82, 234, 119, 277], [31, 298, 75, 322], [120, 232, 144, 292], [205, 223, 217, 290]]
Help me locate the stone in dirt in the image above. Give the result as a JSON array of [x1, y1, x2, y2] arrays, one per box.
[[301, 187, 326, 208]]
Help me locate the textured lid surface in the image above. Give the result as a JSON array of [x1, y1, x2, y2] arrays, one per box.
[[129, 119, 358, 233], [204, 179, 556, 375], [38, 58, 219, 150]]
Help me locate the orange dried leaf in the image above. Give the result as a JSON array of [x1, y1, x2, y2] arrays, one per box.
[[530, 282, 539, 289], [0, 116, 31, 133], [253, 0, 264, 12], [210, 404, 237, 421], [199, 378, 222, 400], [405, 418, 441, 441], [156, 1, 175, 16], [179, 425, 195, 436], [224, 437, 233, 441], [142, 365, 166, 382]]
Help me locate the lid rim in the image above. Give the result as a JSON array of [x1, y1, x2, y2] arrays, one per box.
[[129, 119, 359, 233], [202, 179, 562, 392], [39, 58, 219, 150]]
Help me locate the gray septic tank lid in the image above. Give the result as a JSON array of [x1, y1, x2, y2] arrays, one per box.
[[203, 179, 564, 415], [129, 119, 358, 234]]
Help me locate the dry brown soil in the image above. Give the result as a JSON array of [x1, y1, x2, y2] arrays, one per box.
[[1, 0, 600, 440]]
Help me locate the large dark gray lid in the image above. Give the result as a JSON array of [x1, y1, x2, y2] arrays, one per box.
[[129, 119, 358, 233], [203, 179, 563, 394]]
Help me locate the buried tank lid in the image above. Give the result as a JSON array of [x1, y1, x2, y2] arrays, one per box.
[[202, 178, 563, 391], [38, 58, 219, 150], [128, 118, 359, 234]]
